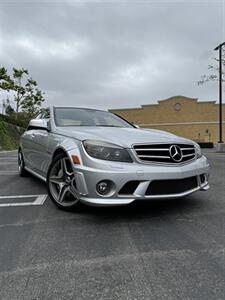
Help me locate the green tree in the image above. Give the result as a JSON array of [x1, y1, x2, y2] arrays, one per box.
[[0, 67, 45, 117], [0, 67, 14, 91], [198, 48, 225, 86], [20, 78, 45, 116], [11, 67, 29, 113]]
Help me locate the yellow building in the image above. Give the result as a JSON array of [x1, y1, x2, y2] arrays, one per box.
[[111, 96, 225, 144]]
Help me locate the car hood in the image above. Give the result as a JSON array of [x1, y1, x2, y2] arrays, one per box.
[[54, 126, 193, 148]]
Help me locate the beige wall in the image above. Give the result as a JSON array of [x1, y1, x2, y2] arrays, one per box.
[[111, 96, 225, 143]]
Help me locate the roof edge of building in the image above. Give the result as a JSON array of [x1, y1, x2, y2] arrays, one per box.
[[110, 96, 222, 111]]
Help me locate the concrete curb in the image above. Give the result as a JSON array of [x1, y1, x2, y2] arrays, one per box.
[[216, 143, 225, 153]]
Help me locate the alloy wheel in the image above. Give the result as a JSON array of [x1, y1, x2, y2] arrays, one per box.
[[48, 157, 79, 206]]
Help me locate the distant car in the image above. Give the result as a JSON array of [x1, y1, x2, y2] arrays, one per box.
[[18, 107, 210, 210]]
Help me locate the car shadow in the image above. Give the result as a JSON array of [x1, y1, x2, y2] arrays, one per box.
[[75, 194, 205, 222]]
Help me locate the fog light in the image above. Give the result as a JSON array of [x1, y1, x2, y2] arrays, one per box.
[[97, 181, 110, 195]]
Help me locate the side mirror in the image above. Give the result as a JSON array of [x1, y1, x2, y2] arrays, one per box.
[[28, 119, 49, 131]]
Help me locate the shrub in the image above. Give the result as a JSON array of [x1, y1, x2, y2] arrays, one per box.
[[197, 142, 214, 148], [0, 121, 25, 150]]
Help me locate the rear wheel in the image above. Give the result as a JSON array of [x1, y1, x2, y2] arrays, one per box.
[[47, 153, 82, 211], [18, 149, 28, 177]]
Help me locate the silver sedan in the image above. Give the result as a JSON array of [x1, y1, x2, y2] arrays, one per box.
[[18, 107, 210, 210]]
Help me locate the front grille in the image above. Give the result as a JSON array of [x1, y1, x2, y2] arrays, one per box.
[[133, 143, 196, 164], [146, 176, 198, 195]]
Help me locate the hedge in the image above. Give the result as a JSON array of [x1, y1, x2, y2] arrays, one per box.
[[0, 121, 25, 150]]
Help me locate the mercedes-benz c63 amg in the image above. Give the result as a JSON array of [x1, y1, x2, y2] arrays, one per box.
[[18, 107, 209, 210]]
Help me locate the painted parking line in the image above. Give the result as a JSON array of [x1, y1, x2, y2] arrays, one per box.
[[0, 158, 17, 162], [0, 194, 48, 207], [0, 171, 18, 175]]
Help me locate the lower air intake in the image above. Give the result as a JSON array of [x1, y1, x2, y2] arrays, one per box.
[[146, 176, 198, 195], [119, 181, 140, 195]]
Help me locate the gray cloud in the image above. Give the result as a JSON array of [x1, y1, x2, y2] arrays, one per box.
[[0, 0, 224, 111]]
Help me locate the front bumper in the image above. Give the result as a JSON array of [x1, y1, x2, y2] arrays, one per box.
[[72, 155, 210, 206]]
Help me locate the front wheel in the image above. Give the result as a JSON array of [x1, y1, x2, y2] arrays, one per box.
[[47, 153, 82, 211], [18, 149, 28, 177]]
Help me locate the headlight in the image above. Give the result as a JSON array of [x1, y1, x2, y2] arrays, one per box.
[[83, 140, 133, 163], [195, 143, 202, 158]]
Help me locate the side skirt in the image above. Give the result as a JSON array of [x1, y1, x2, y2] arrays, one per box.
[[24, 166, 47, 182]]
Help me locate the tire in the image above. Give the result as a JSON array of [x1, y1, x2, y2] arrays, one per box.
[[47, 153, 82, 211], [18, 149, 28, 177]]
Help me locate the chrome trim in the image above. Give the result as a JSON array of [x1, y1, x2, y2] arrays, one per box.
[[169, 145, 183, 162], [131, 141, 195, 147], [138, 155, 170, 159], [183, 153, 195, 158], [132, 142, 196, 165], [181, 147, 195, 150], [135, 148, 169, 151]]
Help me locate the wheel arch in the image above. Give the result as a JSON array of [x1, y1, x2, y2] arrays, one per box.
[[52, 147, 68, 160]]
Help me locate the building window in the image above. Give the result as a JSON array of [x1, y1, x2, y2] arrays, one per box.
[[174, 103, 182, 111]]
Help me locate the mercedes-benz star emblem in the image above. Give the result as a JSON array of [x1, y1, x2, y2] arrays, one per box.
[[169, 145, 183, 162]]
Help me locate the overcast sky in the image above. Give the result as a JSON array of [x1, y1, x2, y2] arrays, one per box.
[[0, 0, 224, 111]]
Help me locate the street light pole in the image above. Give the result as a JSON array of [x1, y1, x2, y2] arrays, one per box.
[[214, 42, 225, 143]]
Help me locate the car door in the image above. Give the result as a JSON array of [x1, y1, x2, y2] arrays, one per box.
[[21, 128, 38, 169], [22, 111, 44, 169], [30, 109, 52, 177]]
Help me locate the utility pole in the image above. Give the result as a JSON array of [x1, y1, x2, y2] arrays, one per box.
[[214, 42, 225, 144]]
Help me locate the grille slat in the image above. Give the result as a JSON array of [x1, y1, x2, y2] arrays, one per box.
[[183, 153, 195, 158], [138, 155, 171, 159], [136, 148, 169, 151], [134, 143, 196, 164], [181, 148, 195, 151]]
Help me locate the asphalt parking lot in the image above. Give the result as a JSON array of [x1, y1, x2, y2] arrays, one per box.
[[0, 150, 224, 300]]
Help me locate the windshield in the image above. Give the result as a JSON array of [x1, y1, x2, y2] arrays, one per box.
[[54, 108, 134, 128]]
